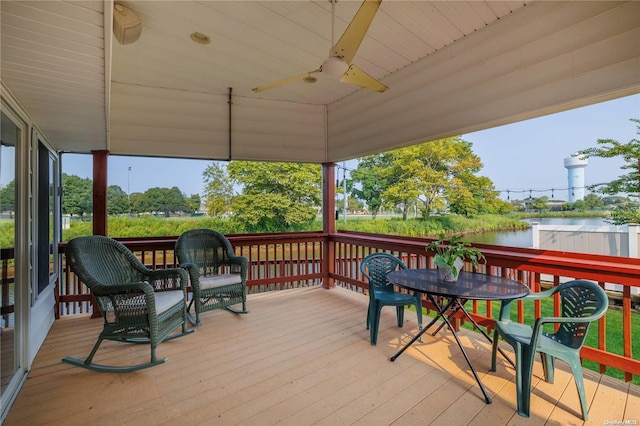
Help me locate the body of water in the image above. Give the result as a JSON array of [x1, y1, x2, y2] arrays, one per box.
[[462, 217, 610, 248]]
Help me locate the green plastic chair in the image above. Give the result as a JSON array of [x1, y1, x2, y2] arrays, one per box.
[[62, 236, 193, 372], [360, 252, 422, 346], [175, 229, 248, 325], [490, 279, 608, 420]]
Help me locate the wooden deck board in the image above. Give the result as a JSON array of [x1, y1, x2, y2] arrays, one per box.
[[587, 375, 635, 425], [5, 286, 638, 426]]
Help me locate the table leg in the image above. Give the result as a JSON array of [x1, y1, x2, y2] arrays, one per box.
[[436, 306, 493, 404], [389, 296, 457, 362], [454, 299, 516, 370], [391, 296, 493, 404], [430, 301, 462, 336]]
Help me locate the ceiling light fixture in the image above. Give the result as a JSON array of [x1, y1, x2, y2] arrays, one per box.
[[303, 74, 317, 84], [321, 56, 349, 78], [190, 32, 211, 45]]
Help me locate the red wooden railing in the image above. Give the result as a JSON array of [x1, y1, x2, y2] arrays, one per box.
[[52, 230, 640, 382], [56, 233, 326, 317]]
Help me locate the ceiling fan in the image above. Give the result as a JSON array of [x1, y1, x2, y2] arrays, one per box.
[[252, 0, 387, 93]]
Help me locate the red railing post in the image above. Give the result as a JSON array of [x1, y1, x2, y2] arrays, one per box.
[[322, 162, 336, 289]]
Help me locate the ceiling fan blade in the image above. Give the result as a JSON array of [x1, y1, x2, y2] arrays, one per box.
[[340, 64, 388, 92], [252, 69, 320, 92], [332, 0, 381, 65]]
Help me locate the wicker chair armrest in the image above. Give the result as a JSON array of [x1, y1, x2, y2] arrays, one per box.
[[94, 281, 158, 318], [178, 262, 198, 275], [93, 281, 154, 297], [145, 267, 188, 294], [226, 255, 248, 278], [178, 262, 199, 284]]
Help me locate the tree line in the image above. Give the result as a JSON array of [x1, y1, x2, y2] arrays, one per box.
[[61, 173, 201, 217], [523, 194, 632, 214]]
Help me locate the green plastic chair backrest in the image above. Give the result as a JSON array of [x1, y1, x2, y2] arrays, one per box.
[[66, 236, 147, 291], [546, 280, 609, 350], [360, 252, 407, 298]]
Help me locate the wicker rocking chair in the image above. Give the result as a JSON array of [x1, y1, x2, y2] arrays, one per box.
[[175, 229, 249, 325], [62, 236, 193, 373]]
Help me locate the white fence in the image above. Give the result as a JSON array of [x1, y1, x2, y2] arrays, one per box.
[[533, 222, 640, 296]]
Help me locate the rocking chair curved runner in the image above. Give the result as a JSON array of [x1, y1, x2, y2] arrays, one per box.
[[62, 236, 193, 373], [175, 229, 249, 325]]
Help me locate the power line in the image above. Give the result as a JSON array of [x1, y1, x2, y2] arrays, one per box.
[[337, 163, 598, 200]]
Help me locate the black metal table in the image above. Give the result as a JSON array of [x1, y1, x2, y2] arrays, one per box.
[[387, 268, 530, 404]]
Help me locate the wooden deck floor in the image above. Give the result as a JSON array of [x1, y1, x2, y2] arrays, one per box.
[[5, 286, 640, 425]]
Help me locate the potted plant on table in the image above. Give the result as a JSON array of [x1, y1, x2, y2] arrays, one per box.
[[426, 233, 486, 282]]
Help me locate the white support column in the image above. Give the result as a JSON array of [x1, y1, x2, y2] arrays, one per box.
[[627, 224, 639, 296], [531, 222, 540, 249], [628, 224, 639, 259]]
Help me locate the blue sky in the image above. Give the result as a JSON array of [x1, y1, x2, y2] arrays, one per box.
[[465, 94, 638, 201], [62, 94, 639, 200]]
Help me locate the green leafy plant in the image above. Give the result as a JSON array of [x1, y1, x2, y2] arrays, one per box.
[[426, 233, 486, 275]]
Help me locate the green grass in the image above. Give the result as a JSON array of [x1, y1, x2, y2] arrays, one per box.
[[510, 210, 608, 219], [52, 213, 530, 243], [336, 214, 529, 237]]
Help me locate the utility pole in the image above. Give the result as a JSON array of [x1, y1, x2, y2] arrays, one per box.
[[127, 166, 132, 215], [343, 161, 347, 223]]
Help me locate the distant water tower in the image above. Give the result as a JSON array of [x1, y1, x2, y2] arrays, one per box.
[[564, 155, 588, 203]]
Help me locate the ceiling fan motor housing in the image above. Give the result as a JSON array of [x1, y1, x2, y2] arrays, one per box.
[[321, 57, 350, 77]]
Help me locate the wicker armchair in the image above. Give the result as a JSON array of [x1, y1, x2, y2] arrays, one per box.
[[62, 235, 193, 372], [175, 229, 249, 325]]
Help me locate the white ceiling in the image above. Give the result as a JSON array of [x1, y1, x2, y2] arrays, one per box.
[[111, 0, 525, 104], [2, 1, 639, 163]]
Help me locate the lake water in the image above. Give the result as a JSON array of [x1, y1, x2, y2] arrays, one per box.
[[462, 217, 609, 248]]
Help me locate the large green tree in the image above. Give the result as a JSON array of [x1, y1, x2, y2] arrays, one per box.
[[380, 146, 422, 220], [577, 118, 640, 224], [0, 179, 15, 213], [107, 185, 130, 215], [187, 194, 202, 214], [348, 154, 393, 219], [227, 161, 321, 232], [530, 196, 549, 213], [143, 187, 190, 215], [448, 174, 511, 216], [129, 192, 145, 214], [381, 137, 496, 219], [62, 173, 92, 216], [583, 193, 604, 209], [350, 138, 504, 219], [202, 162, 233, 216]]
